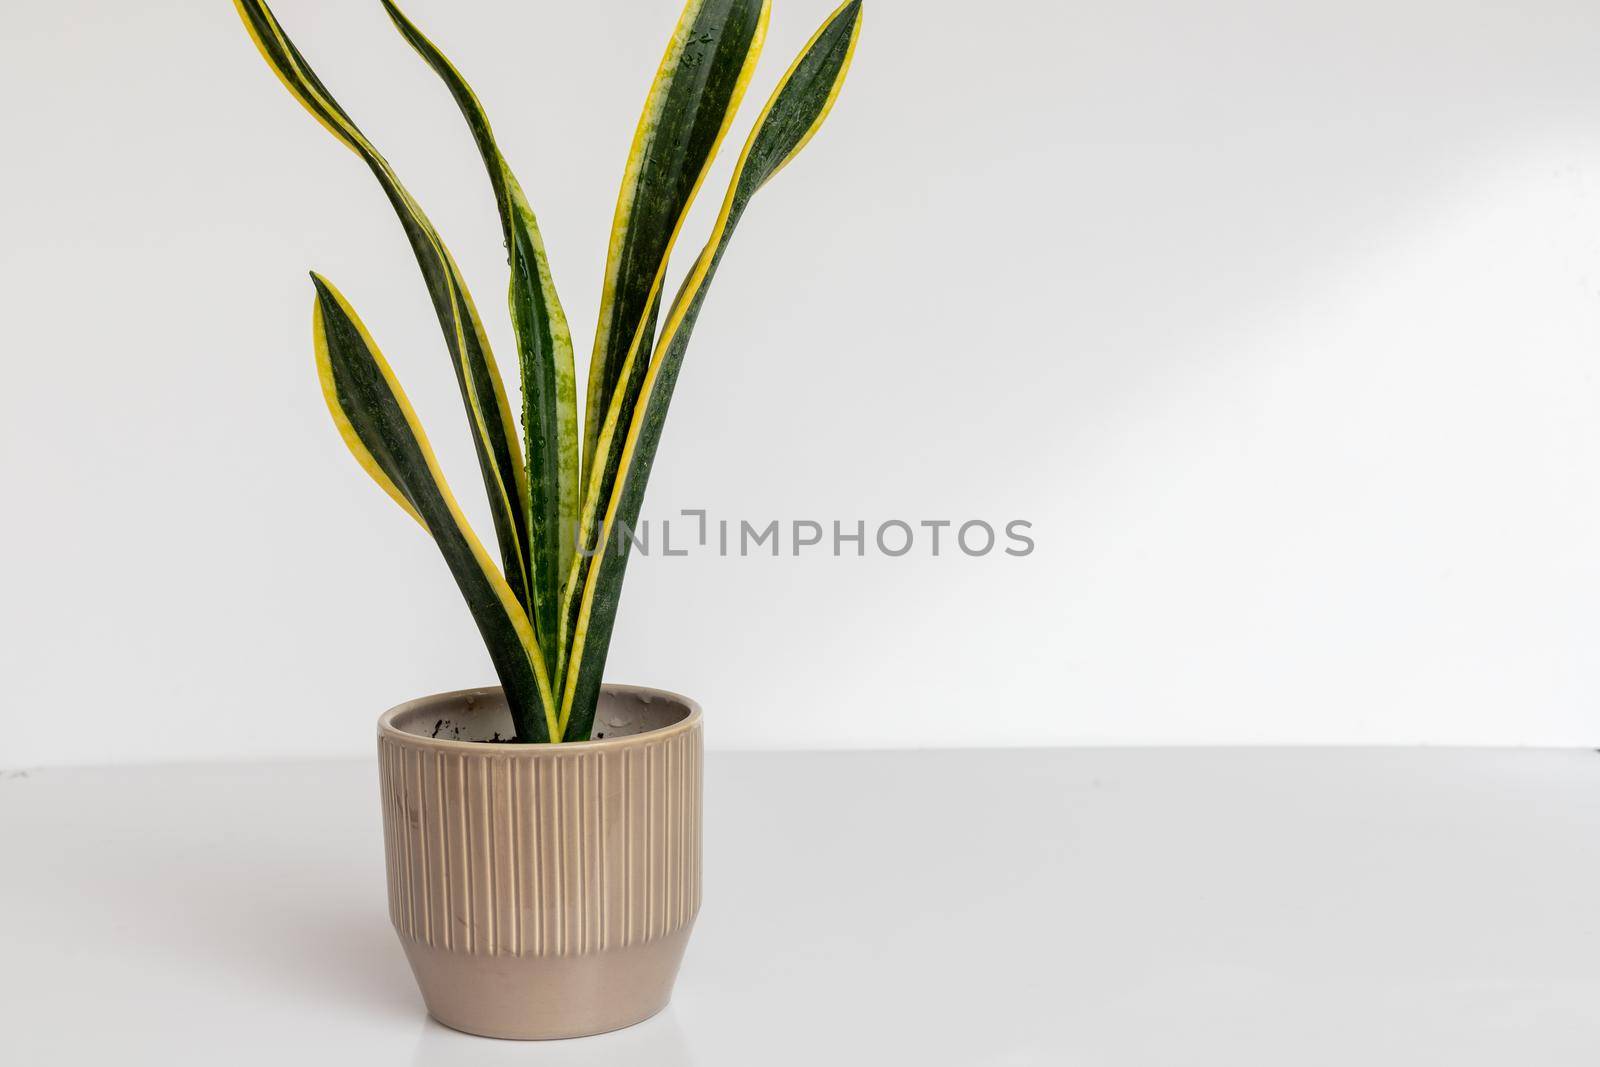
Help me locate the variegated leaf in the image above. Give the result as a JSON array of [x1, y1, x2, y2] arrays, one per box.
[[560, 0, 863, 740], [312, 275, 559, 743], [378, 0, 578, 684], [563, 0, 770, 678], [235, 0, 534, 616]]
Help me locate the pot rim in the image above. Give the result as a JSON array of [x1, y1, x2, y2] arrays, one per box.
[[377, 682, 702, 754]]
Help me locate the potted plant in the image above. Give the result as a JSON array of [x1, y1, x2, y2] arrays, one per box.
[[233, 0, 861, 1040]]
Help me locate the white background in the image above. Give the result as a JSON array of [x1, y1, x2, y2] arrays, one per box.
[[5, 0, 1600, 766]]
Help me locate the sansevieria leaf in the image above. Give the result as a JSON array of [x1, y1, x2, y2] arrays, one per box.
[[582, 0, 771, 485], [560, 0, 864, 741], [235, 0, 535, 616], [562, 0, 770, 677], [311, 275, 559, 743], [377, 0, 578, 684]]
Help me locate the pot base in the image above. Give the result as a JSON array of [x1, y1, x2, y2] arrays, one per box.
[[402, 929, 692, 1040]]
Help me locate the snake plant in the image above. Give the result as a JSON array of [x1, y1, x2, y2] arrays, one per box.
[[234, 0, 861, 742]]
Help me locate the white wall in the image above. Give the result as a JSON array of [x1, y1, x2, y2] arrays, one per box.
[[5, 0, 1600, 766]]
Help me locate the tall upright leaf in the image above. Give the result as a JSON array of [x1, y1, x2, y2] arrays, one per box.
[[377, 0, 578, 680], [563, 0, 770, 674], [581, 0, 770, 483], [234, 0, 535, 615], [312, 275, 559, 743], [560, 0, 863, 741]]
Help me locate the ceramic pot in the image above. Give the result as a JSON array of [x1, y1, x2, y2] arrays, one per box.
[[376, 684, 703, 1039]]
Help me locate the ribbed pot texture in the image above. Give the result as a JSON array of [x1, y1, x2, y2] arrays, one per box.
[[377, 684, 703, 1039]]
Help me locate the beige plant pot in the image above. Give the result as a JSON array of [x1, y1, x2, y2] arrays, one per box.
[[377, 684, 703, 1040]]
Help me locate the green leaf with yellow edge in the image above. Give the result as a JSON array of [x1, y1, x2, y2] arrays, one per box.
[[560, 0, 864, 741], [561, 0, 770, 682], [377, 0, 578, 685], [583, 0, 771, 484], [311, 275, 559, 743], [234, 0, 535, 616]]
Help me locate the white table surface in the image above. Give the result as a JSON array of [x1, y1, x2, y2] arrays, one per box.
[[3, 749, 1598, 1065]]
